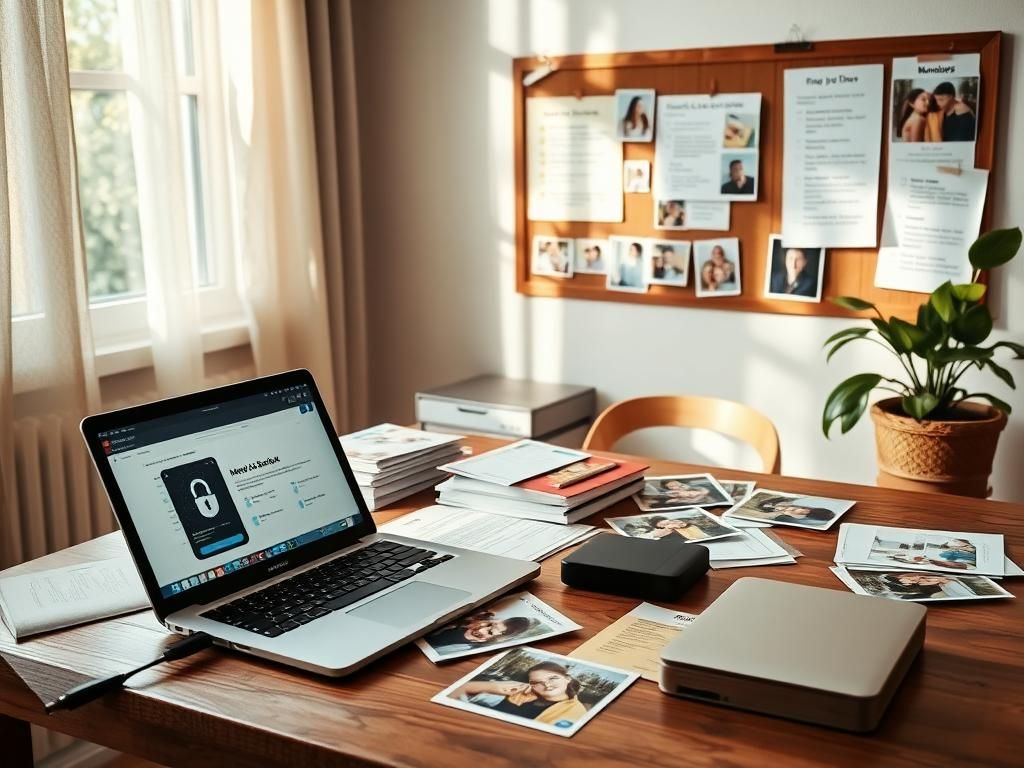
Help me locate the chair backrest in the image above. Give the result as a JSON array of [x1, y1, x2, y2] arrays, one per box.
[[582, 395, 781, 474]]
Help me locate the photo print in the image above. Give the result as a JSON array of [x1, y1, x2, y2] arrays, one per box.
[[831, 567, 1013, 603], [646, 239, 690, 287], [607, 507, 741, 543], [606, 236, 648, 293], [615, 89, 656, 142], [694, 238, 741, 297], [574, 238, 610, 275], [432, 646, 638, 738], [764, 234, 825, 302], [720, 151, 758, 198], [623, 160, 651, 193], [633, 473, 732, 510], [725, 489, 855, 531], [417, 592, 581, 662], [531, 236, 574, 277]]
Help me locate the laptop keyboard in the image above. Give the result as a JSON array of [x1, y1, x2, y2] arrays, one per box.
[[200, 541, 454, 638]]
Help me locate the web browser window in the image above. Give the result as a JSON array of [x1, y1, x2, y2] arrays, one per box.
[[99, 384, 363, 598]]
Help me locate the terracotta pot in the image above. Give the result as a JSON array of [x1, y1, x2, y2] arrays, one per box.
[[869, 397, 1008, 498]]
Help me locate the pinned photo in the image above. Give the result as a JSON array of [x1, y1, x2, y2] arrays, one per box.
[[615, 89, 656, 142], [831, 567, 1013, 603], [432, 646, 638, 738], [606, 237, 648, 293], [764, 235, 825, 302], [574, 238, 610, 275], [417, 592, 582, 663], [655, 199, 687, 229], [623, 160, 651, 193], [647, 240, 690, 287], [723, 112, 758, 148], [633, 473, 732, 510], [892, 75, 978, 143], [654, 199, 731, 232], [694, 238, 741, 297], [531, 236, 574, 278], [720, 151, 757, 198], [725, 489, 855, 531], [607, 507, 741, 543]]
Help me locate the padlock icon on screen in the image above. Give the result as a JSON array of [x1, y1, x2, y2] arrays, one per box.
[[190, 479, 220, 518]]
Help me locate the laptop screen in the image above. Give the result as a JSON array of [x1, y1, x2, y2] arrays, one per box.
[[98, 382, 365, 599]]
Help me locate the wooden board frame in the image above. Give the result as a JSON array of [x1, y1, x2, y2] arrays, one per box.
[[513, 32, 1001, 321]]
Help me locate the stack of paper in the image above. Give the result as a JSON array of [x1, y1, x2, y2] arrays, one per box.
[[830, 523, 1017, 603], [340, 424, 463, 511], [379, 505, 598, 562], [437, 440, 648, 524]]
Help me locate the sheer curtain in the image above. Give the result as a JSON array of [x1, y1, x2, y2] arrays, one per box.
[[216, 0, 369, 431], [0, 1, 100, 569]]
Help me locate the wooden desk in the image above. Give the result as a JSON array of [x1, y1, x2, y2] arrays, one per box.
[[2, 436, 1022, 767]]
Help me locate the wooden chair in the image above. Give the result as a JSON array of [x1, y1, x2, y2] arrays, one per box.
[[582, 395, 781, 474]]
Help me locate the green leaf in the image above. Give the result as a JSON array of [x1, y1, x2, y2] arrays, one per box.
[[989, 340, 1024, 359], [822, 373, 882, 438], [985, 359, 1016, 390], [962, 392, 1013, 414], [890, 317, 927, 351], [951, 283, 986, 303], [929, 282, 956, 323], [950, 305, 993, 345], [827, 335, 867, 363], [932, 346, 994, 364], [902, 392, 940, 421], [968, 227, 1022, 270], [831, 296, 877, 313], [823, 327, 871, 348], [872, 318, 906, 353]]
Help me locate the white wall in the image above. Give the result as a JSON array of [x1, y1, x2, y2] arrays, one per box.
[[351, 0, 1024, 500]]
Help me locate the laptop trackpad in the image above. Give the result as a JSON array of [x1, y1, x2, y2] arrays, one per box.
[[347, 581, 471, 626]]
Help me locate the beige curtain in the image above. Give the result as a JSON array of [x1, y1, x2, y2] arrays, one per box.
[[217, 0, 368, 431], [0, 1, 100, 569]]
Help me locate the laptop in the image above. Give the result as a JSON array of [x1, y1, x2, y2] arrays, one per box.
[[81, 369, 539, 676]]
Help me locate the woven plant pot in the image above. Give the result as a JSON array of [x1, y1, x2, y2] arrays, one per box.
[[869, 397, 1008, 498]]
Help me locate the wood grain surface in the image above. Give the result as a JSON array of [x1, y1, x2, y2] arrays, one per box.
[[514, 31, 1002, 323], [2, 436, 1022, 767]]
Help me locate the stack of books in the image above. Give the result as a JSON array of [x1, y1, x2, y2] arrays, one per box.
[[340, 424, 463, 511], [436, 442, 648, 524]]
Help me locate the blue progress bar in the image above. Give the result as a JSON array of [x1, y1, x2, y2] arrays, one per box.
[[199, 533, 244, 556]]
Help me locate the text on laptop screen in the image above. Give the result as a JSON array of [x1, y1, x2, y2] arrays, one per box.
[[98, 384, 363, 598]]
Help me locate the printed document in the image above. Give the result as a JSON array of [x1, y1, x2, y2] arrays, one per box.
[[440, 440, 589, 486]]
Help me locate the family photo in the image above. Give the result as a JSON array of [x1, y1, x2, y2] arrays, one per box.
[[725, 489, 855, 531], [607, 508, 741, 543], [694, 238, 741, 297], [834, 568, 1012, 603], [764, 235, 824, 302], [892, 76, 979, 143], [633, 474, 732, 510], [574, 238, 609, 274], [615, 88, 656, 142], [417, 592, 581, 662], [606, 237, 648, 292], [433, 647, 637, 737], [647, 240, 690, 286], [531, 237, 573, 277]]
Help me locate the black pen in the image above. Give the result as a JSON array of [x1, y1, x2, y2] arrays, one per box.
[[45, 631, 215, 713]]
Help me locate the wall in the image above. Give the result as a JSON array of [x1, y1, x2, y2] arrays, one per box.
[[351, 0, 1024, 499]]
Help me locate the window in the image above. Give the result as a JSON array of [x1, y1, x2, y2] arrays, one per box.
[[61, 0, 245, 360]]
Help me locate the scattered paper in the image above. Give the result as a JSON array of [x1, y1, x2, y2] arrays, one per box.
[[440, 440, 589, 487], [831, 566, 1013, 603], [835, 523, 1005, 577], [527, 96, 624, 222], [699, 527, 791, 562], [570, 602, 697, 682], [781, 64, 884, 248], [379, 505, 597, 562]]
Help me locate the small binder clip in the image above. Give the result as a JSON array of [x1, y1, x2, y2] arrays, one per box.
[[774, 24, 814, 53], [523, 56, 556, 87]]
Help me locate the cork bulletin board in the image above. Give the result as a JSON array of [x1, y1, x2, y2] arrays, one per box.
[[512, 31, 1001, 321]]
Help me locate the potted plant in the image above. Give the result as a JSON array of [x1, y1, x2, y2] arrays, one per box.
[[822, 227, 1023, 497]]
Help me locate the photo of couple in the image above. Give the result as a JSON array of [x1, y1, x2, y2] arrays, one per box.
[[574, 238, 609, 275], [725, 489, 855, 531], [433, 647, 637, 737], [833, 568, 1012, 603], [531, 237, 573, 277], [648, 240, 689, 287], [417, 592, 581, 662], [892, 76, 978, 143], [607, 508, 740, 543], [632, 474, 732, 510], [694, 238, 741, 297]]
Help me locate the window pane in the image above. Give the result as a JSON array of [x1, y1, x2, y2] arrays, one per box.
[[70, 90, 147, 301], [182, 95, 212, 286], [64, 0, 123, 71], [171, 0, 196, 76]]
